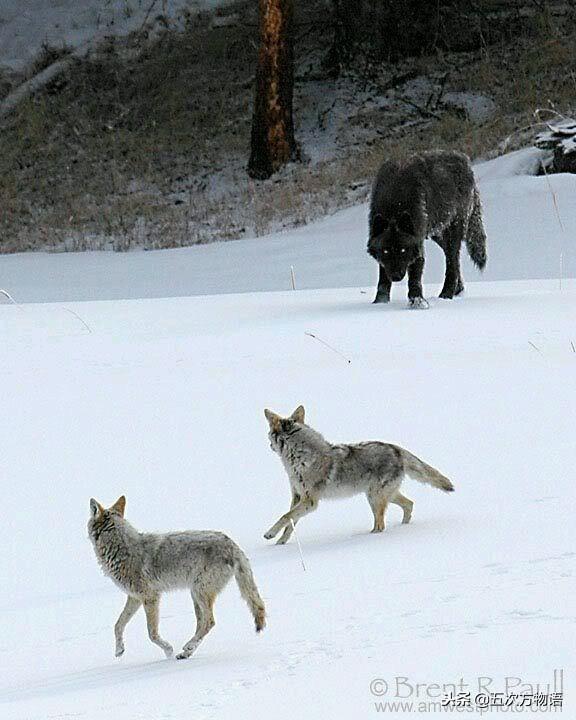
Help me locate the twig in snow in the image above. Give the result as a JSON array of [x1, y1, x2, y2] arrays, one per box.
[[0, 289, 25, 310], [570, 341, 575, 354], [305, 332, 351, 364], [290, 266, 296, 291], [291, 520, 306, 572], [63, 308, 92, 334], [528, 341, 542, 354], [1, 289, 92, 334], [539, 161, 565, 233]]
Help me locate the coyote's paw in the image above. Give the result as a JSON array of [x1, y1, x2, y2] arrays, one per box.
[[408, 297, 429, 310], [115, 644, 125, 658], [176, 651, 190, 660], [163, 645, 174, 659], [263, 528, 278, 540], [276, 535, 290, 545]]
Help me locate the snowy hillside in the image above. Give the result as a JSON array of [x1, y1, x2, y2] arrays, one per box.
[[0, 0, 232, 71], [1, 150, 574, 720], [0, 148, 573, 303]]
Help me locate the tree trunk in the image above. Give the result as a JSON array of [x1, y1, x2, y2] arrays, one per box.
[[248, 0, 297, 180]]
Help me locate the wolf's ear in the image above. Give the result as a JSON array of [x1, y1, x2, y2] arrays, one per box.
[[264, 408, 282, 432], [371, 213, 389, 236], [110, 495, 126, 517], [90, 498, 103, 518], [290, 405, 305, 423], [396, 211, 415, 235]]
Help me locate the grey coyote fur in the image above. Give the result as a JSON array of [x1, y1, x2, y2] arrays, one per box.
[[88, 496, 266, 660], [264, 406, 454, 544], [367, 149, 487, 307]]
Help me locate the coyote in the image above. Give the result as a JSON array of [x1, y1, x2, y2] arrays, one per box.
[[367, 149, 487, 307], [264, 406, 454, 544], [88, 496, 265, 660]]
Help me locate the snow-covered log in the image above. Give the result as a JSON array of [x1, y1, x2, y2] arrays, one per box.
[[0, 38, 97, 123], [535, 120, 576, 174]]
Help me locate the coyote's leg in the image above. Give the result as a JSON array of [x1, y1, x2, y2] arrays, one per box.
[[177, 593, 216, 660], [143, 596, 173, 658], [276, 491, 301, 545], [114, 595, 141, 657], [391, 491, 414, 524], [439, 221, 463, 299], [264, 496, 317, 540], [373, 265, 392, 304], [367, 491, 389, 533]]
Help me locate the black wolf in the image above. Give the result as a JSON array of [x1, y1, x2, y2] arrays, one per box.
[[367, 150, 487, 307]]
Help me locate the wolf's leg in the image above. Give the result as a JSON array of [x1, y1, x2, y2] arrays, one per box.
[[407, 256, 429, 308], [391, 491, 414, 524], [143, 596, 174, 658], [367, 491, 389, 533], [114, 595, 141, 657], [276, 491, 301, 545], [373, 265, 391, 304], [177, 593, 216, 660], [264, 496, 317, 540], [439, 222, 463, 299]]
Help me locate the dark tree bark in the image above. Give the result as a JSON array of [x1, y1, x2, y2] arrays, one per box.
[[324, 0, 356, 78], [248, 0, 297, 180]]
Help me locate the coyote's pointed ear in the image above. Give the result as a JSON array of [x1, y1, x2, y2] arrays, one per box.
[[264, 408, 282, 432], [290, 405, 305, 423], [110, 495, 126, 517], [396, 211, 415, 235], [90, 498, 104, 518]]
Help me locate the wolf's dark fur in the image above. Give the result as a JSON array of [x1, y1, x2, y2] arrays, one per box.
[[367, 150, 487, 306]]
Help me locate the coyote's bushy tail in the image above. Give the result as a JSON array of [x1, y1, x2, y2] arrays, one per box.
[[465, 187, 487, 270], [234, 549, 266, 633], [401, 448, 454, 492]]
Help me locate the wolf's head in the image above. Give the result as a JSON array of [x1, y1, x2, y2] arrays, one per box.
[[88, 495, 126, 541], [264, 405, 305, 454], [367, 211, 423, 281]]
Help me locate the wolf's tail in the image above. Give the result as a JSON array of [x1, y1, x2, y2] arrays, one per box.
[[400, 448, 454, 492], [234, 548, 266, 633], [465, 187, 487, 270]]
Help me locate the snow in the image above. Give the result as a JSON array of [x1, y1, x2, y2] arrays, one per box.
[[1, 150, 574, 719], [0, 0, 233, 72], [0, 148, 572, 304]]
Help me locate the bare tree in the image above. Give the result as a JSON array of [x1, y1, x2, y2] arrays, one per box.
[[248, 0, 297, 179]]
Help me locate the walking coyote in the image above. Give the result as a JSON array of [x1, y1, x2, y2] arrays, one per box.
[[88, 496, 266, 659], [264, 406, 454, 544], [367, 149, 487, 307]]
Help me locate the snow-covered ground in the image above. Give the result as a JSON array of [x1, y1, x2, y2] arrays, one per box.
[[0, 148, 572, 304], [0, 0, 232, 72], [1, 150, 574, 719]]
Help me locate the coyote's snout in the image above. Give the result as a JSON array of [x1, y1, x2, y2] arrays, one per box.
[[88, 496, 265, 660], [264, 406, 454, 544]]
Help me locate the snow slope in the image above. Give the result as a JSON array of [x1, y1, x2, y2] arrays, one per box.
[[1, 148, 573, 304], [0, 0, 233, 72], [1, 279, 575, 719], [1, 148, 574, 719]]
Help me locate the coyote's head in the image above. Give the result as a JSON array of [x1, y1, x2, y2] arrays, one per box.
[[88, 495, 126, 541], [367, 211, 423, 281], [264, 405, 305, 454]]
